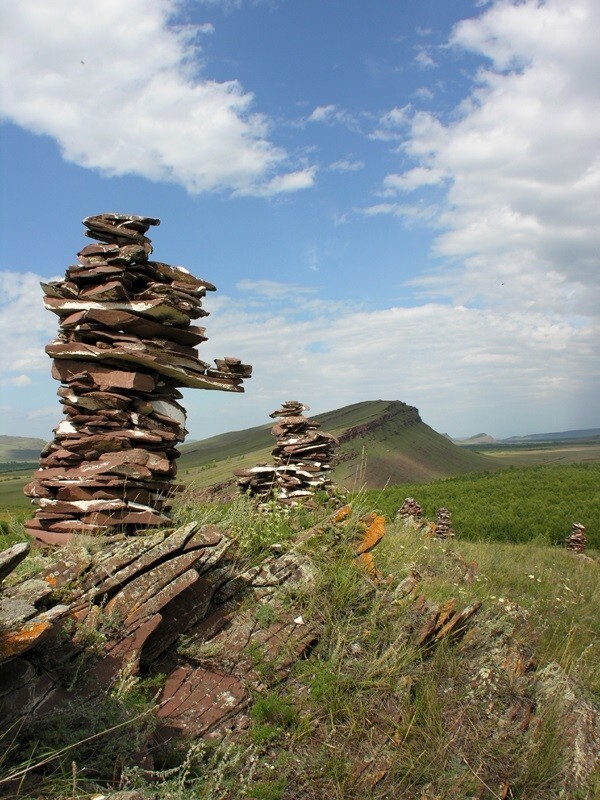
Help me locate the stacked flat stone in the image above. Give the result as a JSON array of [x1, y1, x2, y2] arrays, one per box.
[[24, 213, 251, 546], [434, 507, 455, 540], [566, 522, 586, 553], [236, 401, 339, 506], [397, 497, 423, 519]]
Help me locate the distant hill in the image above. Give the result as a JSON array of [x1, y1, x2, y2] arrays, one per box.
[[179, 400, 497, 491], [0, 435, 46, 463], [501, 429, 600, 443], [450, 433, 497, 446]]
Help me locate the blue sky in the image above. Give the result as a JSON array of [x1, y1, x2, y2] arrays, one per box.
[[1, 0, 598, 442]]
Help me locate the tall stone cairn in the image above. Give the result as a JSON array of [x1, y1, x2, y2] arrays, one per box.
[[24, 213, 251, 546], [235, 400, 339, 506], [565, 522, 586, 553], [434, 507, 455, 540]]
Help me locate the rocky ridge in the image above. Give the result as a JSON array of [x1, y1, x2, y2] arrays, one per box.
[[0, 506, 597, 798]]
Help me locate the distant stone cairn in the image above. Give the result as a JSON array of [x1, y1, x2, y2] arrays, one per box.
[[565, 522, 586, 553], [397, 497, 423, 519], [235, 400, 339, 507], [434, 507, 455, 540]]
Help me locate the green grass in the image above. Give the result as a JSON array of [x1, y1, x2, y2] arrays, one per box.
[[1, 494, 598, 799], [363, 462, 600, 548]]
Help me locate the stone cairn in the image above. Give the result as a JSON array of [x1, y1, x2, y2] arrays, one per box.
[[24, 213, 251, 546], [397, 497, 423, 519], [235, 400, 339, 507], [565, 522, 586, 553], [434, 507, 455, 540]]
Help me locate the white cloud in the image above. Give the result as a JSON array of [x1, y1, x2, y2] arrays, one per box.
[[413, 86, 434, 101], [414, 49, 436, 69], [195, 288, 599, 439], [382, 167, 445, 194], [359, 203, 438, 224], [0, 0, 308, 196], [378, 0, 600, 317], [306, 104, 358, 131], [0, 271, 58, 375], [369, 105, 412, 141], [328, 159, 365, 173], [1, 266, 596, 440], [307, 105, 337, 123], [236, 280, 318, 300], [248, 167, 316, 197], [0, 375, 32, 388]]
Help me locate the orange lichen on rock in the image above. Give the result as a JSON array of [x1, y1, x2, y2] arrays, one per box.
[[332, 504, 352, 524], [357, 551, 378, 577], [0, 620, 52, 661], [355, 513, 386, 555]]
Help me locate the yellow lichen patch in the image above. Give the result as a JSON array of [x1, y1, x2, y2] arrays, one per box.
[[0, 620, 51, 660], [357, 551, 378, 577], [332, 504, 352, 524], [354, 514, 386, 555]]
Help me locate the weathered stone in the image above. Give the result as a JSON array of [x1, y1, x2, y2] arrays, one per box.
[[24, 214, 252, 542], [237, 400, 340, 507]]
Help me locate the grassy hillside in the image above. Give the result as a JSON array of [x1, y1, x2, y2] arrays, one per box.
[[1, 497, 597, 799], [179, 400, 498, 492], [2, 401, 599, 507], [0, 435, 46, 463]]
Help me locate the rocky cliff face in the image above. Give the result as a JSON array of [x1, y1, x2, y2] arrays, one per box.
[[338, 401, 421, 444]]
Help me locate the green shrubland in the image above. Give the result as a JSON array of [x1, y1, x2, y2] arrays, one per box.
[[363, 462, 600, 548]]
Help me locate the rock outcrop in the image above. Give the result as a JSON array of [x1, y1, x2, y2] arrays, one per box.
[[23, 213, 251, 545], [0, 505, 597, 799]]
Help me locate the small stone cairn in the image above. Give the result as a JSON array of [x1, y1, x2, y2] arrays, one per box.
[[24, 213, 251, 545], [565, 522, 586, 553], [236, 400, 339, 507], [397, 497, 423, 520], [434, 507, 455, 540]]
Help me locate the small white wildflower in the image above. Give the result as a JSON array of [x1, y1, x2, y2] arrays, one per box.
[[537, 578, 542, 583], [528, 574, 535, 579]]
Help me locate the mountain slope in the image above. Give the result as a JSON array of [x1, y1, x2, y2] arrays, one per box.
[[179, 400, 497, 491], [0, 435, 47, 463], [502, 428, 600, 443]]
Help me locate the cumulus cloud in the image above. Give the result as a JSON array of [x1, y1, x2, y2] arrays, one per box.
[[236, 279, 318, 300], [382, 167, 446, 194], [0, 271, 57, 375], [328, 159, 365, 172], [375, 0, 600, 317], [0, 0, 309, 195], [1, 265, 596, 439], [414, 49, 436, 69], [247, 167, 317, 197], [369, 105, 412, 141], [194, 287, 599, 439], [306, 104, 359, 131]]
